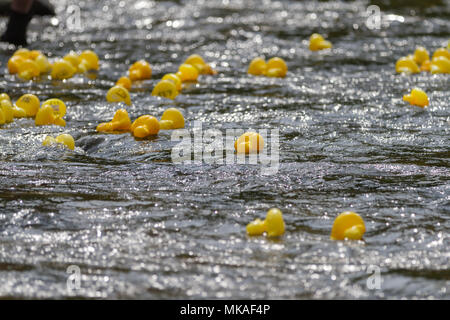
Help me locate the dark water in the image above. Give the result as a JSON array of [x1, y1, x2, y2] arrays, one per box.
[[0, 0, 449, 299]]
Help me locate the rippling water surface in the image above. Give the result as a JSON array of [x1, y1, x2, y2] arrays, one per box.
[[0, 0, 449, 299]]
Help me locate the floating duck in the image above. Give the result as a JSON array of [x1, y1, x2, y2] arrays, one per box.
[[106, 85, 131, 105], [246, 208, 285, 237], [234, 132, 264, 154], [160, 108, 185, 129], [14, 94, 40, 117], [177, 63, 199, 82], [63, 51, 80, 69], [248, 57, 267, 76], [413, 46, 430, 65], [161, 73, 182, 91], [330, 211, 365, 240], [131, 115, 160, 138], [266, 57, 287, 77], [128, 60, 152, 81], [116, 76, 132, 90], [309, 33, 332, 51], [35, 98, 67, 126], [0, 94, 14, 123], [17, 59, 40, 80], [431, 47, 450, 61], [78, 50, 99, 72], [96, 108, 131, 132], [51, 59, 77, 80], [184, 54, 216, 75], [403, 88, 429, 108], [42, 134, 75, 150], [152, 80, 178, 100], [35, 53, 51, 74], [395, 56, 420, 74], [430, 56, 450, 74]]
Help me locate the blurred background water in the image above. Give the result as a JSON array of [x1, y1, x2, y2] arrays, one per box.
[[0, 0, 449, 299]]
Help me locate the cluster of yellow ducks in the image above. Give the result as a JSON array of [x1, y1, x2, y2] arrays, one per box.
[[0, 93, 67, 127], [106, 54, 217, 105], [395, 45, 449, 108], [7, 48, 99, 80], [2, 38, 449, 242]]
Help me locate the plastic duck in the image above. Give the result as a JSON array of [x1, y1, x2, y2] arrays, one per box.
[[234, 132, 264, 154], [248, 57, 267, 76], [14, 94, 40, 117], [160, 108, 185, 129], [403, 88, 429, 108], [152, 80, 178, 100], [78, 50, 99, 72], [431, 48, 450, 61], [131, 115, 160, 138], [128, 60, 152, 81], [184, 54, 216, 75], [430, 56, 450, 74], [0, 94, 14, 123], [63, 51, 80, 69], [162, 73, 182, 91], [17, 59, 40, 80], [35, 53, 51, 74], [421, 59, 431, 72], [413, 46, 430, 65], [177, 64, 199, 82], [309, 33, 332, 51], [395, 56, 420, 74], [0, 100, 14, 124], [51, 59, 76, 80], [96, 108, 131, 132], [266, 57, 287, 78], [106, 85, 131, 105], [35, 99, 67, 126], [246, 208, 285, 237], [42, 134, 75, 150], [116, 76, 132, 90], [330, 211, 365, 240]]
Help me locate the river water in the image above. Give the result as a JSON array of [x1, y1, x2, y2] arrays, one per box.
[[0, 0, 449, 299]]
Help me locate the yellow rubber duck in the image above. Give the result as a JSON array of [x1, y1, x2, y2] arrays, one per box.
[[35, 53, 51, 74], [431, 47, 450, 61], [152, 80, 179, 100], [403, 88, 429, 108], [309, 33, 332, 51], [234, 132, 264, 154], [430, 56, 450, 74], [96, 109, 131, 132], [160, 108, 185, 129], [246, 208, 285, 237], [177, 63, 199, 82], [266, 57, 287, 78], [129, 60, 152, 81], [14, 94, 40, 117], [63, 51, 80, 69], [116, 76, 132, 90], [395, 56, 420, 74], [330, 211, 365, 240], [17, 59, 40, 80], [413, 46, 430, 65], [78, 50, 99, 72], [51, 59, 77, 80], [161, 73, 182, 91], [184, 54, 216, 75], [0, 94, 14, 123], [248, 57, 267, 76], [131, 115, 160, 138], [35, 99, 67, 126], [106, 85, 131, 105], [43, 134, 75, 150]]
